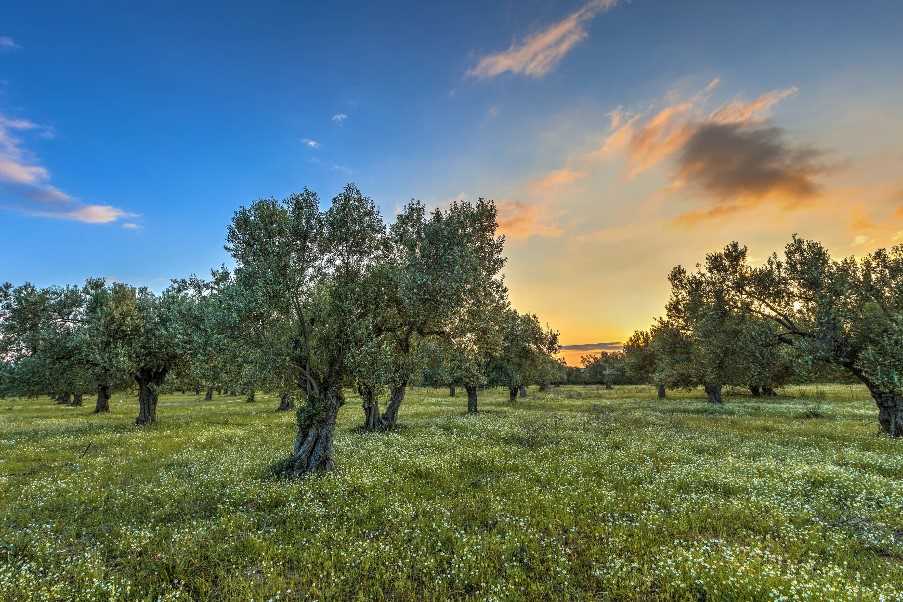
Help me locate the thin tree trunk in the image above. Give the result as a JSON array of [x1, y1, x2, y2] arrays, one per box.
[[380, 381, 407, 429], [449, 385, 456, 397], [204, 386, 214, 401], [466, 384, 478, 414], [508, 386, 518, 402], [360, 386, 382, 431], [704, 383, 723, 404], [657, 383, 666, 399], [94, 384, 111, 413], [518, 384, 527, 398], [71, 393, 83, 407], [276, 392, 295, 412]]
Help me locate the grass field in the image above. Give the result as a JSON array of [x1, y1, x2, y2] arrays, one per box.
[[1, 385, 901, 601]]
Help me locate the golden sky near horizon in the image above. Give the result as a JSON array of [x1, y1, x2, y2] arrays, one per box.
[[487, 77, 903, 365]]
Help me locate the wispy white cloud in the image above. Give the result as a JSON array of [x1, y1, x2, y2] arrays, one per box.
[[331, 113, 348, 125], [302, 138, 320, 149], [121, 222, 141, 230], [468, 0, 618, 79], [0, 36, 20, 50], [0, 112, 133, 224]]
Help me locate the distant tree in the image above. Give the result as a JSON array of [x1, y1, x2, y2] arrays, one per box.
[[227, 185, 385, 474], [623, 329, 666, 398], [491, 309, 559, 401], [581, 351, 625, 389]]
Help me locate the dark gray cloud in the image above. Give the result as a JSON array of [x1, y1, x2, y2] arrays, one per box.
[[676, 122, 830, 204], [559, 341, 621, 351]]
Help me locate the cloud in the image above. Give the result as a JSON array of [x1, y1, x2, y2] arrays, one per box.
[[0, 36, 19, 50], [0, 112, 132, 224], [302, 138, 320, 149], [331, 113, 348, 125], [528, 167, 586, 192], [675, 122, 829, 205], [559, 341, 622, 351], [496, 199, 563, 239], [589, 80, 830, 222], [468, 0, 618, 79], [122, 222, 141, 230]]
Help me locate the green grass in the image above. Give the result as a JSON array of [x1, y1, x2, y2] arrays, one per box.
[[1, 384, 901, 600]]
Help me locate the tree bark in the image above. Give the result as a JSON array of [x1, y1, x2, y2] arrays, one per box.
[[194, 384, 201, 396], [466, 384, 478, 414], [763, 386, 777, 397], [704, 383, 723, 404], [750, 385, 761, 397], [360, 386, 382, 431], [246, 390, 256, 403], [56, 392, 72, 405], [135, 368, 166, 426], [508, 386, 518, 402], [282, 388, 341, 475], [204, 386, 214, 401], [860, 380, 903, 437], [71, 393, 83, 407], [657, 383, 667, 399], [276, 392, 295, 412], [539, 381, 549, 392], [518, 384, 527, 398], [449, 385, 456, 397], [380, 381, 407, 429], [94, 384, 111, 413]]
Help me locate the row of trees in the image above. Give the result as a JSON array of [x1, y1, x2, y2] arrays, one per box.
[[619, 237, 902, 437], [0, 185, 564, 474]]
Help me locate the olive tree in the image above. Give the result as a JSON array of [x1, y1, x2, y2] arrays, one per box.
[[714, 238, 903, 435], [227, 184, 385, 474]]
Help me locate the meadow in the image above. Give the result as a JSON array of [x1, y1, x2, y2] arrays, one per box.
[[1, 385, 901, 601]]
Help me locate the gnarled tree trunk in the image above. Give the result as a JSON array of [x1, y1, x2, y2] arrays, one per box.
[[449, 385, 456, 397], [204, 386, 214, 401], [657, 383, 666, 399], [56, 392, 72, 405], [750, 385, 762, 397], [71, 393, 83, 407], [282, 388, 341, 475], [518, 384, 527, 398], [276, 392, 295, 412], [466, 384, 478, 414], [704, 383, 723, 404], [246, 390, 255, 403], [135, 368, 167, 426], [539, 381, 549, 392], [380, 381, 407, 429], [194, 384, 201, 396], [94, 384, 111, 413], [508, 386, 518, 402], [763, 386, 777, 397], [861, 380, 903, 437]]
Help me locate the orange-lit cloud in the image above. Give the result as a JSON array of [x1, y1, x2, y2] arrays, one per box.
[[468, 0, 618, 79], [496, 199, 563, 239]]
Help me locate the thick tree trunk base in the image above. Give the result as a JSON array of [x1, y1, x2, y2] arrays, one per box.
[[750, 385, 762, 397], [277, 397, 339, 476], [508, 386, 518, 403], [872, 390, 903, 437], [246, 391, 256, 403], [71, 393, 83, 407], [449, 385, 456, 397], [657, 384, 666, 399], [276, 393, 295, 412], [94, 385, 111, 413], [466, 385, 478, 414], [518, 384, 527, 398], [204, 387, 214, 401], [135, 369, 166, 426], [704, 383, 723, 405], [539, 382, 549, 392]]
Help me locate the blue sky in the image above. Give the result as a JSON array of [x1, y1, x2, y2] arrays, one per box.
[[2, 1, 902, 352]]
